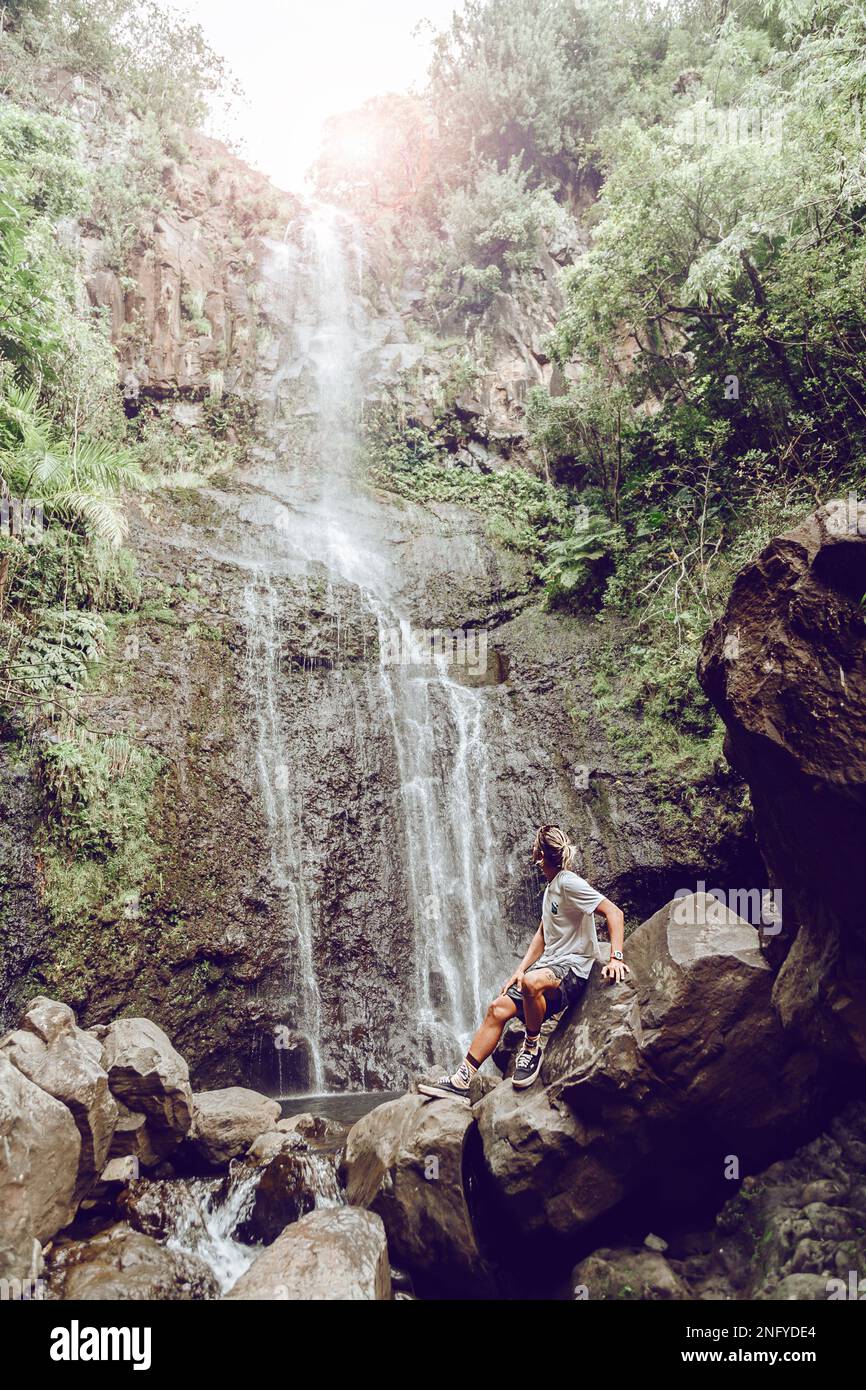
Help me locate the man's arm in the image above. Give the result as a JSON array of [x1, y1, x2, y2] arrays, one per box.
[[501, 924, 544, 994], [597, 898, 630, 982]]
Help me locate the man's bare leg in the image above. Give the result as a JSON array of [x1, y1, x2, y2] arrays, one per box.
[[513, 970, 562, 1090], [418, 992, 518, 1102], [521, 969, 560, 1039], [467, 992, 519, 1064]]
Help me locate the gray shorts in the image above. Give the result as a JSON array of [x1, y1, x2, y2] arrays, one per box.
[[506, 963, 587, 1022]]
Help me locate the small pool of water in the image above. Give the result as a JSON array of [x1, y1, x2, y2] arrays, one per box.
[[279, 1091, 404, 1127]]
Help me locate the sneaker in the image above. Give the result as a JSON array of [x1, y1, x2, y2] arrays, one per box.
[[512, 1045, 543, 1090], [417, 1074, 471, 1104]]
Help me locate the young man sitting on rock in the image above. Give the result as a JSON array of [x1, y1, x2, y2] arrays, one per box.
[[419, 824, 629, 1103]]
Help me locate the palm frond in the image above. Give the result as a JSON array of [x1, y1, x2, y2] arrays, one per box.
[[45, 489, 128, 546]]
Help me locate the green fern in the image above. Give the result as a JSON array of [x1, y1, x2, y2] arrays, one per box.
[[0, 383, 143, 545]]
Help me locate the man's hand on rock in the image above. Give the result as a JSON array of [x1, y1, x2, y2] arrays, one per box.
[[601, 958, 631, 984]]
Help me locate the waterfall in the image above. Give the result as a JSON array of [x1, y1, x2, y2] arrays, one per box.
[[243, 573, 324, 1094], [241, 203, 507, 1089], [155, 1154, 342, 1294], [158, 1169, 261, 1294], [373, 645, 502, 1059]]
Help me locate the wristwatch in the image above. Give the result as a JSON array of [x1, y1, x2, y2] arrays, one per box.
[[610, 950, 624, 961]]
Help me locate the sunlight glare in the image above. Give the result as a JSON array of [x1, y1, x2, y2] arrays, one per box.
[[164, 0, 462, 191]]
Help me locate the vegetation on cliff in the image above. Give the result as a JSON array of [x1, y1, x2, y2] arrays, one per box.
[[0, 1, 237, 934], [339, 0, 866, 801], [3, 0, 864, 1031]]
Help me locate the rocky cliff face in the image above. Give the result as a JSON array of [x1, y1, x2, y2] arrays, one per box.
[[699, 504, 866, 1068], [3, 92, 759, 1094], [84, 129, 299, 406], [0, 743, 49, 1018]]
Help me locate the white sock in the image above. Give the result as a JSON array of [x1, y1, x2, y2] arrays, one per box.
[[450, 1056, 478, 1089]]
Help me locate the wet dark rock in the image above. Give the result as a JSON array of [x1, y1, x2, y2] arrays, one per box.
[[232, 1134, 322, 1244], [0, 740, 49, 1032], [46, 1222, 219, 1300], [119, 1175, 221, 1240], [699, 504, 866, 1066], [476, 893, 822, 1244]]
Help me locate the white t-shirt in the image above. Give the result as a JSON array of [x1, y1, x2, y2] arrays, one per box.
[[537, 869, 605, 979]]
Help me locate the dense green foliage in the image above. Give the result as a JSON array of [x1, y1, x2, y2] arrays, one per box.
[[539, 0, 866, 765], [0, 1, 236, 930], [1, 0, 238, 129], [426, 159, 569, 315], [0, 143, 138, 730], [367, 393, 573, 565], [345, 0, 866, 788], [427, 0, 675, 185]]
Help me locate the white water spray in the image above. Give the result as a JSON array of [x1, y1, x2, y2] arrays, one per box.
[[242, 203, 506, 1084]]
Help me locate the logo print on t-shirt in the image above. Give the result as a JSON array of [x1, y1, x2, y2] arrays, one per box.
[[551, 901, 558, 914]]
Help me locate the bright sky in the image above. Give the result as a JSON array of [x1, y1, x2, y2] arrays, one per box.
[[166, 0, 463, 191]]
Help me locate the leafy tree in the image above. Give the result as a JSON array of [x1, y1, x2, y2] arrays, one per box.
[[0, 104, 88, 219], [526, 376, 638, 516], [429, 0, 689, 185], [426, 157, 569, 313], [3, 0, 237, 130]]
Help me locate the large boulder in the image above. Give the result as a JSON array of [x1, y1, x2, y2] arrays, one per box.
[[576, 1100, 866, 1301], [107, 1100, 161, 1170], [0, 1054, 81, 1281], [92, 1017, 193, 1157], [235, 1131, 322, 1242], [698, 504, 866, 1065], [46, 1223, 219, 1300], [185, 1087, 281, 1167], [226, 1207, 391, 1300], [232, 1116, 347, 1242], [571, 1248, 691, 1301], [476, 893, 821, 1241], [1, 998, 117, 1195], [342, 1090, 491, 1296]]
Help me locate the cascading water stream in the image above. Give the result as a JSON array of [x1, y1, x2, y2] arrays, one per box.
[[136, 1168, 261, 1294], [243, 573, 324, 1093], [155, 1154, 344, 1293], [241, 203, 507, 1087]]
